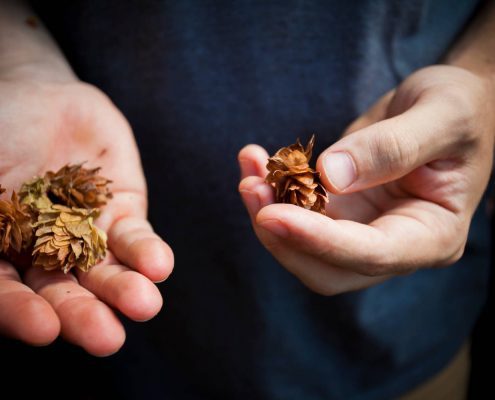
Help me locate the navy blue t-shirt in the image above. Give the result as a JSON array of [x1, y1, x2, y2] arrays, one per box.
[[31, 1, 489, 398]]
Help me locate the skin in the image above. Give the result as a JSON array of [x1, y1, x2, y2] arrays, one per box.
[[0, 0, 493, 355], [0, 1, 173, 355], [239, 2, 495, 295]]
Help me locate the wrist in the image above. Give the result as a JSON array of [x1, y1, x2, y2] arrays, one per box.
[[0, 0, 77, 83], [445, 56, 495, 89], [444, 0, 495, 86]]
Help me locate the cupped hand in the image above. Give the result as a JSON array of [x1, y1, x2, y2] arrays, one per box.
[[239, 65, 494, 295], [0, 75, 173, 355]]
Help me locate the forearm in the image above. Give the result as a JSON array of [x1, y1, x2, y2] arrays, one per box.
[[0, 0, 75, 81], [445, 0, 495, 82]]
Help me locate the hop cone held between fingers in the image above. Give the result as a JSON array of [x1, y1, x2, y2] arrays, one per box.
[[265, 135, 329, 214], [0, 164, 112, 274]]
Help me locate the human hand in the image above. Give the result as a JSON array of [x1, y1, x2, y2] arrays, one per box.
[[0, 70, 173, 355], [239, 65, 494, 295]]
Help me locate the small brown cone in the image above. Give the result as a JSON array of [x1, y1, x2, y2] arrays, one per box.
[[46, 164, 112, 209], [19, 176, 53, 211], [266, 135, 329, 214], [32, 205, 107, 273], [0, 192, 34, 254]]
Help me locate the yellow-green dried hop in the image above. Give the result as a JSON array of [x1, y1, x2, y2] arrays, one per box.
[[19, 176, 53, 211]]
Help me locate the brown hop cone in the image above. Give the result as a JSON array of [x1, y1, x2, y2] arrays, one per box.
[[32, 205, 107, 273], [266, 135, 329, 214], [46, 163, 113, 209], [19, 176, 53, 211], [0, 191, 34, 254]]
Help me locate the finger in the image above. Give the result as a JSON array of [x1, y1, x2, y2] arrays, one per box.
[[255, 202, 460, 276], [105, 215, 174, 283], [0, 260, 60, 345], [239, 164, 389, 295], [237, 148, 389, 294], [96, 191, 174, 283], [238, 176, 275, 220], [95, 191, 147, 231], [252, 228, 388, 295], [24, 267, 125, 356], [238, 144, 270, 179], [75, 258, 163, 322], [238, 144, 273, 219], [316, 97, 466, 194], [237, 179, 388, 294]]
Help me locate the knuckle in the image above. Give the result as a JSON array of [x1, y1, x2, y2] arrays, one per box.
[[368, 123, 419, 175], [434, 82, 488, 146], [441, 89, 478, 141], [361, 248, 396, 276], [260, 237, 284, 254]]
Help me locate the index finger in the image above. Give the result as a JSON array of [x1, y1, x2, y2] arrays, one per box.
[[96, 192, 174, 283], [255, 201, 461, 276]]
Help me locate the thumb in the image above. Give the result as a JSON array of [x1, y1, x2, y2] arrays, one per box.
[[316, 98, 462, 193]]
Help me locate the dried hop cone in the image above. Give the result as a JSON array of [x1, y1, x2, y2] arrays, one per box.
[[32, 205, 107, 273], [46, 163, 113, 209], [19, 176, 53, 211], [0, 191, 33, 254], [266, 135, 329, 214]]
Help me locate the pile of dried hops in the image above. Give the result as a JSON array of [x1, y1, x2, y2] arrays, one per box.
[[0, 164, 112, 273]]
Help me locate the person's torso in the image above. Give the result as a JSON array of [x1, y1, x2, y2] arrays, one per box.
[[32, 1, 489, 398]]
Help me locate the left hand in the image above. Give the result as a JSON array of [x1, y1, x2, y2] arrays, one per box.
[[0, 76, 173, 355], [238, 65, 494, 295]]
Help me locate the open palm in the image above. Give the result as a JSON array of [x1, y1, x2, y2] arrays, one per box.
[[0, 79, 173, 355]]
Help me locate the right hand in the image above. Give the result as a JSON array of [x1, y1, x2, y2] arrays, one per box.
[[0, 65, 173, 356], [238, 66, 494, 296]]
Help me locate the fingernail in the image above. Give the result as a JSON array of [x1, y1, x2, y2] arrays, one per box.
[[323, 152, 356, 191], [259, 219, 289, 238]]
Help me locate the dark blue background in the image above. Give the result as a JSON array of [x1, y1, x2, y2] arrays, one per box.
[[1, 1, 492, 399]]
